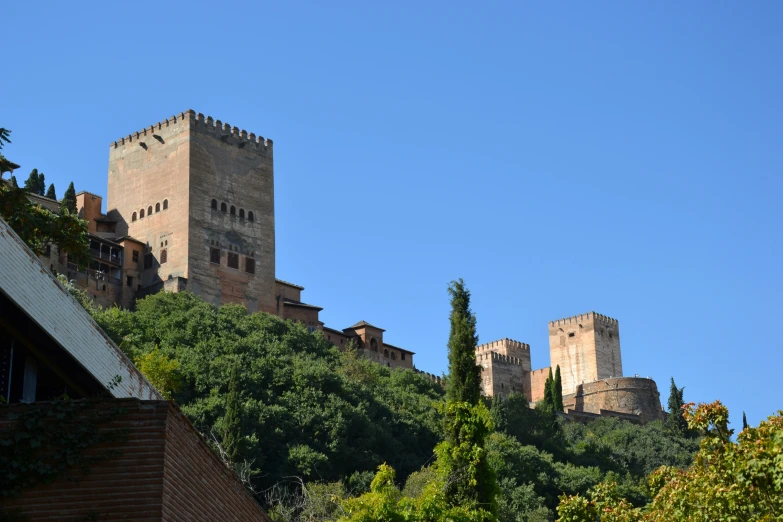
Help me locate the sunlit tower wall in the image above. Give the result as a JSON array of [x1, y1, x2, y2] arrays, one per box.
[[548, 312, 622, 395]]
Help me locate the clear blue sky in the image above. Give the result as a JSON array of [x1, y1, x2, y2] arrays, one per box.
[[4, 2, 782, 429]]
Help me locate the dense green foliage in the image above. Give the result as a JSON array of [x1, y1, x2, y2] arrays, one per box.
[[23, 168, 40, 194], [45, 183, 56, 200], [557, 401, 783, 521], [666, 377, 687, 435], [92, 292, 445, 493]]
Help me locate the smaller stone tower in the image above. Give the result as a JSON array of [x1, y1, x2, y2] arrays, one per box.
[[475, 338, 531, 398], [548, 312, 622, 396]]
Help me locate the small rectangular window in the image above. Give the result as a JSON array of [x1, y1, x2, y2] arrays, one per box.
[[401, 353, 406, 361], [568, 332, 575, 338], [144, 253, 153, 269], [132, 250, 139, 263], [126, 276, 133, 287], [210, 248, 220, 265], [245, 257, 255, 274], [227, 252, 239, 269]]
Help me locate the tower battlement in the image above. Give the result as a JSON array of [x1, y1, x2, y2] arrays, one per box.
[[110, 109, 273, 153], [476, 338, 530, 352], [549, 311, 618, 327]]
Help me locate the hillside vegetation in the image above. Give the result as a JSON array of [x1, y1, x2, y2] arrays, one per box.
[[89, 291, 703, 521]]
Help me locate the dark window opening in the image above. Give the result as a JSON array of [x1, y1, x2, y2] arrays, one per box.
[[227, 252, 239, 269], [230, 205, 236, 215], [390, 351, 397, 360], [132, 212, 137, 222], [248, 211, 254, 222], [221, 202, 227, 212], [568, 332, 575, 338], [160, 249, 167, 264], [126, 276, 133, 287], [155, 203, 160, 212], [370, 338, 378, 352], [383, 349, 389, 358], [144, 253, 153, 269], [132, 250, 139, 263], [401, 353, 406, 361], [609, 332, 613, 339], [163, 199, 168, 210], [210, 248, 220, 264], [140, 208, 145, 218], [147, 206, 152, 216], [239, 208, 245, 218], [211, 199, 217, 210], [245, 257, 255, 274]]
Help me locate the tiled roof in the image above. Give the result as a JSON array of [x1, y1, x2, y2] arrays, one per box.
[[382, 341, 415, 355], [282, 298, 323, 311], [347, 320, 385, 331]]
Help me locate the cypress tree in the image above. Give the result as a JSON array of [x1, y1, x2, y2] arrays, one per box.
[[221, 366, 241, 463], [666, 377, 688, 435], [490, 394, 507, 433], [446, 278, 481, 406], [23, 168, 39, 193], [553, 365, 564, 412], [742, 412, 748, 431], [9, 175, 18, 188], [45, 183, 56, 200], [37, 172, 46, 195], [60, 181, 77, 214], [543, 367, 554, 411]]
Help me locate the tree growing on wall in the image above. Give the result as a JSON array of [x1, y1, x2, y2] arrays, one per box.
[[60, 181, 77, 214]]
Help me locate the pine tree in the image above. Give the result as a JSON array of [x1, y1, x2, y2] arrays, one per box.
[[45, 183, 56, 200], [221, 365, 242, 463], [542, 367, 555, 412], [490, 394, 507, 433], [60, 181, 77, 214], [553, 365, 564, 412], [9, 175, 18, 188], [742, 412, 748, 431], [445, 278, 481, 407], [667, 377, 688, 435], [23, 168, 39, 193]]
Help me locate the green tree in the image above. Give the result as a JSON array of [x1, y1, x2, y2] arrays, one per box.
[[23, 168, 39, 193], [221, 365, 242, 462], [542, 368, 554, 412], [666, 378, 687, 435], [490, 395, 508, 433], [446, 278, 481, 406], [37, 172, 46, 196], [45, 183, 56, 200], [742, 411, 748, 431], [0, 128, 19, 174], [60, 181, 77, 214], [133, 347, 182, 400], [553, 365, 564, 412], [9, 175, 18, 188]]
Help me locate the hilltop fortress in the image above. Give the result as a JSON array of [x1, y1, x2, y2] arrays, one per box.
[[34, 109, 663, 421], [477, 313, 665, 423]]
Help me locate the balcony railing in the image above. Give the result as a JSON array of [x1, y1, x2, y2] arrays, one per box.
[[89, 248, 121, 264], [64, 263, 121, 286]]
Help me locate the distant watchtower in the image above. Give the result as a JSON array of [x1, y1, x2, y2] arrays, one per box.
[[107, 110, 276, 313], [548, 312, 622, 395]]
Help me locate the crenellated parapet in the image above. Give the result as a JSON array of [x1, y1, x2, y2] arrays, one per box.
[[475, 351, 526, 367], [549, 311, 618, 327], [476, 338, 530, 353], [110, 109, 273, 154], [414, 369, 443, 386]]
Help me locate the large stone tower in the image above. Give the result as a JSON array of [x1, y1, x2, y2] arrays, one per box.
[[107, 110, 276, 313], [548, 312, 622, 395]]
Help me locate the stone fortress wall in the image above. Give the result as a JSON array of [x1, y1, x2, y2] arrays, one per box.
[[478, 313, 665, 423]]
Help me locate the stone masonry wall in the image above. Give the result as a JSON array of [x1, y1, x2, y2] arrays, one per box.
[[564, 377, 665, 423], [529, 367, 550, 403]]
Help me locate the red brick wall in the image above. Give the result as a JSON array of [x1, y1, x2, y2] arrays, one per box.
[[1, 400, 270, 521]]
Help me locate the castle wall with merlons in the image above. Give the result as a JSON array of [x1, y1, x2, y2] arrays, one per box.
[[563, 377, 665, 423]]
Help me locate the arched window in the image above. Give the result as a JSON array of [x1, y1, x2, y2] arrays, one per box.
[[211, 199, 217, 210], [248, 211, 254, 222], [160, 249, 167, 264], [383, 349, 389, 358], [155, 202, 160, 213], [140, 208, 145, 218], [230, 205, 236, 215], [221, 202, 227, 212], [132, 211, 137, 222], [239, 208, 245, 218], [391, 351, 397, 360], [370, 338, 378, 352], [147, 206, 152, 216], [163, 199, 168, 210]]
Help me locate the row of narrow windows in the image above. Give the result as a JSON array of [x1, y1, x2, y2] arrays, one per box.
[[211, 199, 254, 221], [368, 338, 405, 360], [209, 247, 255, 274], [131, 200, 168, 222]]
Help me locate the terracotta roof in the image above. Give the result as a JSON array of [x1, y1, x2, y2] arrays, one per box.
[[323, 326, 348, 336], [382, 341, 415, 355], [346, 320, 385, 331], [275, 278, 305, 290], [282, 298, 323, 311], [114, 236, 146, 245]]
